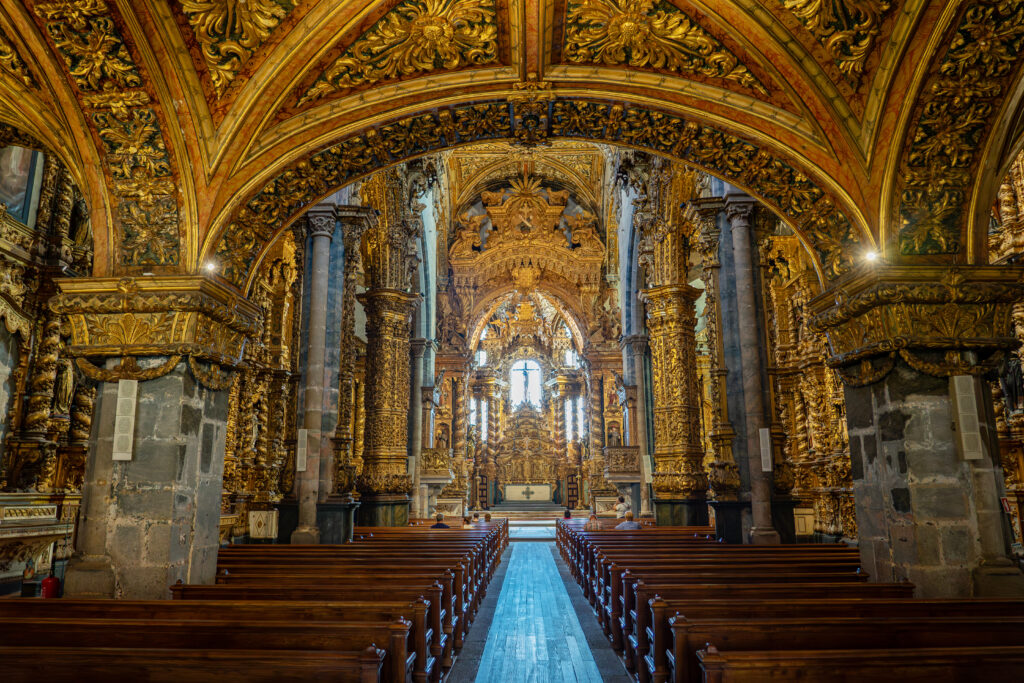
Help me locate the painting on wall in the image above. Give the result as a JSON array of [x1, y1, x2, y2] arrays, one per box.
[[0, 146, 39, 224]]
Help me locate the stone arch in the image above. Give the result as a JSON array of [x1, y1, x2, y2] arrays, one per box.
[[208, 97, 872, 295]]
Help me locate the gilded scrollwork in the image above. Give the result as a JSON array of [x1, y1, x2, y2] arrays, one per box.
[[782, 0, 893, 82], [564, 0, 767, 95], [181, 0, 298, 97], [298, 0, 499, 105], [0, 28, 36, 87]]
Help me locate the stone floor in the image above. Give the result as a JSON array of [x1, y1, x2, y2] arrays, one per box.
[[508, 526, 556, 539], [448, 540, 630, 683]]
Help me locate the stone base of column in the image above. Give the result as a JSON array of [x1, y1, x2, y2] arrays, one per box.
[[654, 498, 709, 527], [771, 496, 798, 544], [290, 525, 321, 545], [356, 494, 410, 527], [709, 500, 748, 543], [749, 526, 782, 545], [972, 562, 1024, 597], [63, 554, 115, 598], [318, 495, 361, 543]]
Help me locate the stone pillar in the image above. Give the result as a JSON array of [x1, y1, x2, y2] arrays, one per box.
[[408, 338, 428, 519], [725, 195, 780, 544], [625, 335, 654, 516], [356, 289, 419, 525], [811, 264, 1024, 597], [292, 210, 335, 544], [643, 284, 709, 525], [695, 200, 743, 540], [65, 360, 228, 598]]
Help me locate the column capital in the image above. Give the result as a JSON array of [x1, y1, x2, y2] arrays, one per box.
[[809, 263, 1024, 385], [52, 275, 261, 383], [305, 206, 337, 240], [336, 205, 375, 249], [724, 193, 756, 224], [621, 334, 649, 356], [410, 337, 430, 359]]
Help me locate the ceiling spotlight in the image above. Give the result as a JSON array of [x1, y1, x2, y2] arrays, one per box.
[[204, 261, 217, 273], [864, 250, 878, 262]]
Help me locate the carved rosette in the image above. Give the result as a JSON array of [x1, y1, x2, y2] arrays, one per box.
[[356, 288, 419, 495], [643, 283, 708, 499], [52, 276, 261, 382], [809, 265, 1024, 385]]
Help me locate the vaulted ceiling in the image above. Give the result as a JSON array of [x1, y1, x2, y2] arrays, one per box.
[[0, 0, 1021, 291]]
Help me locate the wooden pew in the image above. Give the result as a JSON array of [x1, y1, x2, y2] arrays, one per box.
[[0, 645, 385, 683], [696, 644, 1024, 682]]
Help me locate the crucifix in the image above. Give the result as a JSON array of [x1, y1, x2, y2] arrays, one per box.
[[522, 486, 535, 500]]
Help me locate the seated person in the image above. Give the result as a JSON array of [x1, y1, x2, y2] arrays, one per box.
[[614, 495, 630, 518], [563, 508, 572, 520], [472, 512, 480, 524], [614, 511, 642, 530], [483, 513, 492, 522], [430, 513, 450, 529], [583, 513, 601, 531]]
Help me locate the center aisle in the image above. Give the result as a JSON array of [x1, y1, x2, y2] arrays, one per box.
[[471, 542, 606, 683]]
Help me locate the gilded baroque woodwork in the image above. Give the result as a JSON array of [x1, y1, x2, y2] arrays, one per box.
[[563, 0, 767, 95], [298, 0, 500, 106], [896, 0, 1024, 256], [51, 275, 261, 381], [809, 264, 1024, 384], [782, 0, 894, 82], [181, 0, 298, 97], [494, 405, 559, 485], [215, 97, 861, 290], [0, 28, 36, 87], [31, 0, 182, 267]]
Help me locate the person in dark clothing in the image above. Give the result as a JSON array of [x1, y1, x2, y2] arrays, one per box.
[[563, 508, 572, 520], [430, 513, 450, 529]]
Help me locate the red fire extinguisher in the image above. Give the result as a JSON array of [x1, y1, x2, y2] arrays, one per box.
[[40, 569, 60, 598]]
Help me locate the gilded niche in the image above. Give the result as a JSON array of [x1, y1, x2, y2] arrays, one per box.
[[181, 0, 299, 97], [298, 0, 499, 105], [563, 0, 767, 95]]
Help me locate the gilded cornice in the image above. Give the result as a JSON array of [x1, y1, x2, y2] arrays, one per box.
[[808, 263, 1024, 383], [52, 275, 262, 380], [212, 96, 865, 293]]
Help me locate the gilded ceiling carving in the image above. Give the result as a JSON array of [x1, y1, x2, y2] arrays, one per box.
[[896, 0, 1024, 257], [0, 29, 35, 87], [213, 96, 861, 290], [29, 0, 181, 268], [563, 0, 767, 96], [782, 0, 894, 83], [296, 0, 501, 107], [180, 0, 299, 98]]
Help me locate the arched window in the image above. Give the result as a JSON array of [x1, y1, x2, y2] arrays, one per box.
[[510, 360, 542, 409]]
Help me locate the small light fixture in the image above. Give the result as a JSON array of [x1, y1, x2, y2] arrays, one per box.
[[864, 250, 878, 262], [204, 261, 217, 274]]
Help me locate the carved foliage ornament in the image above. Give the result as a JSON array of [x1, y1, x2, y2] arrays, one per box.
[[215, 98, 859, 289], [32, 0, 180, 266], [0, 28, 35, 87], [897, 0, 1024, 256], [564, 0, 767, 95], [782, 0, 893, 83], [181, 0, 298, 98], [298, 0, 499, 106]]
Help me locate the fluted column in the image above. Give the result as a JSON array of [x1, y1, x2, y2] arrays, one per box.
[[726, 195, 780, 544], [625, 335, 653, 516], [409, 338, 428, 519], [643, 283, 709, 525], [291, 210, 335, 544]]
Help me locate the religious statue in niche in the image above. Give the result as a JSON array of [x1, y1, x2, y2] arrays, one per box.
[[607, 421, 622, 447], [435, 424, 450, 451]]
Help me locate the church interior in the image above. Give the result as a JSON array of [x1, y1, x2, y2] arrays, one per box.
[[1, 0, 1024, 680]]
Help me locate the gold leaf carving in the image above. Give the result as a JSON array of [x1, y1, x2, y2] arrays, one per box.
[[0, 29, 35, 87], [44, 15, 141, 91], [564, 0, 767, 96], [299, 0, 499, 105], [84, 312, 174, 346], [783, 0, 893, 81], [181, 0, 298, 98]]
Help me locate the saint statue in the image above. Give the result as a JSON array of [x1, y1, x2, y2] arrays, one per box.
[[53, 359, 73, 416]]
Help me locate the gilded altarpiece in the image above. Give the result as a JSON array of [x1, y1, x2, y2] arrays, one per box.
[[222, 232, 301, 538], [0, 146, 93, 580], [762, 234, 855, 540]]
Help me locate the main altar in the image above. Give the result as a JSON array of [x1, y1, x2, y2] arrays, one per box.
[[496, 406, 559, 502]]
